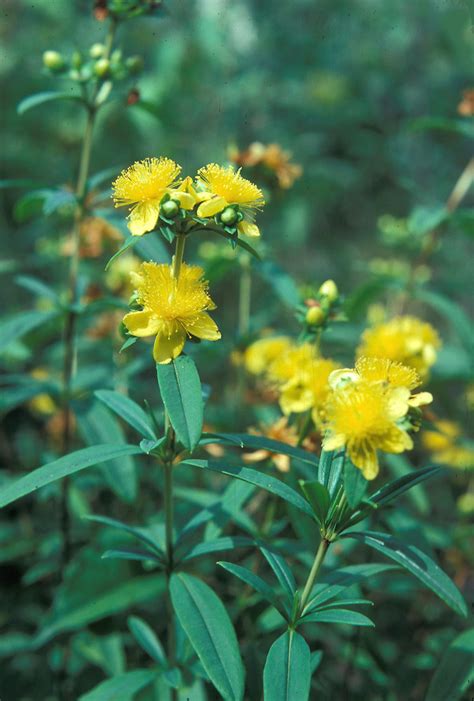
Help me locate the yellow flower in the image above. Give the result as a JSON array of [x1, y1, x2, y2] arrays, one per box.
[[196, 164, 265, 237], [123, 262, 221, 364], [112, 158, 194, 237], [323, 357, 431, 479], [422, 420, 474, 470], [244, 336, 292, 375], [357, 315, 441, 379], [29, 369, 56, 415]]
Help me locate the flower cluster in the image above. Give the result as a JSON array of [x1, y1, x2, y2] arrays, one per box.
[[245, 336, 340, 425], [323, 357, 432, 479], [123, 262, 221, 364], [422, 420, 474, 470], [228, 142, 302, 189], [112, 158, 265, 238], [357, 315, 441, 379]]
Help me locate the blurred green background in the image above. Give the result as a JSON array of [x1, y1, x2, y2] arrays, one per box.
[[0, 1, 473, 700]]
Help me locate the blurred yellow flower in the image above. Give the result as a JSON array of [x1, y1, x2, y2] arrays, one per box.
[[422, 420, 474, 470], [323, 357, 432, 479], [244, 336, 292, 375], [196, 164, 265, 237], [105, 253, 142, 295], [357, 315, 441, 379], [29, 369, 56, 415], [123, 262, 221, 364], [112, 158, 194, 237], [229, 142, 302, 189], [244, 417, 299, 472]]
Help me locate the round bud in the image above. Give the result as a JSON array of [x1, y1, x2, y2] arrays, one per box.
[[94, 58, 110, 78], [43, 50, 65, 72], [319, 279, 338, 302], [220, 207, 238, 225], [125, 55, 144, 73], [305, 306, 325, 326], [90, 43, 105, 59], [161, 199, 180, 218]]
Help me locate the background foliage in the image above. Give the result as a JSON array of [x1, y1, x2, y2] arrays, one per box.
[[0, 1, 473, 699]]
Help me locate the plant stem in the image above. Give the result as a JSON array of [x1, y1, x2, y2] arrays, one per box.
[[298, 538, 330, 616], [172, 234, 186, 280], [238, 252, 251, 338]]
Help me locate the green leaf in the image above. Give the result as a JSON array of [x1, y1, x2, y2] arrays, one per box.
[[78, 670, 157, 701], [85, 515, 163, 556], [218, 561, 287, 618], [18, 91, 84, 115], [408, 205, 448, 235], [95, 390, 157, 440], [180, 536, 254, 562], [202, 432, 318, 468], [263, 630, 311, 701], [301, 608, 374, 627], [298, 480, 330, 524], [157, 356, 203, 451], [128, 616, 167, 666], [408, 116, 474, 140], [259, 545, 296, 599], [183, 459, 314, 517], [105, 236, 140, 271], [101, 548, 161, 563], [35, 575, 165, 647], [342, 531, 467, 616], [170, 572, 245, 701], [256, 260, 299, 307], [344, 459, 368, 509], [0, 444, 142, 508], [425, 628, 474, 701], [76, 401, 138, 503], [87, 165, 123, 192], [317, 450, 344, 496], [15, 275, 58, 302], [0, 310, 58, 353]]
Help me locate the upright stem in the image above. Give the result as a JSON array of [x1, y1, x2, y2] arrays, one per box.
[[238, 252, 251, 338], [59, 18, 117, 571], [298, 538, 330, 616]]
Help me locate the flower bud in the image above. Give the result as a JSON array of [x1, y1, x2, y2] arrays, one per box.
[[305, 305, 325, 326], [94, 58, 110, 78], [125, 55, 144, 73], [90, 43, 105, 59], [161, 199, 180, 218], [220, 207, 238, 225], [43, 50, 65, 72], [71, 51, 83, 69], [319, 279, 338, 302]]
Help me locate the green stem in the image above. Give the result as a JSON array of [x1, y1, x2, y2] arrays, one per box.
[[172, 234, 186, 280], [298, 538, 330, 617], [164, 462, 174, 570], [238, 252, 251, 338]]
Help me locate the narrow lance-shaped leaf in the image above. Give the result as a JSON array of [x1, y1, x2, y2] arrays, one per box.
[[95, 389, 157, 440], [344, 458, 368, 509], [0, 310, 59, 353], [17, 91, 85, 115], [157, 356, 203, 451], [183, 459, 314, 517], [78, 669, 157, 701], [425, 628, 474, 701], [299, 480, 330, 525], [301, 608, 374, 627], [203, 432, 318, 468], [259, 545, 296, 600], [170, 573, 245, 701], [342, 531, 467, 617], [0, 444, 142, 508], [218, 561, 288, 619], [127, 616, 167, 666], [263, 630, 311, 701]]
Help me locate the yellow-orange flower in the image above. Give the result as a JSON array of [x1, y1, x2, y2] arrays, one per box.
[[357, 315, 441, 379], [229, 142, 302, 189], [244, 417, 299, 473], [244, 336, 292, 376], [112, 158, 194, 237], [123, 262, 221, 364], [323, 357, 432, 479], [422, 420, 474, 470], [196, 164, 265, 237]]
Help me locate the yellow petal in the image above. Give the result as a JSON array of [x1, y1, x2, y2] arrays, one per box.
[[323, 433, 346, 451], [197, 196, 227, 218], [123, 310, 160, 337], [349, 442, 379, 480], [238, 220, 260, 238], [171, 190, 196, 210], [273, 454, 290, 473], [387, 387, 411, 420], [184, 312, 221, 341], [128, 202, 160, 236], [153, 322, 186, 364], [409, 391, 433, 407]]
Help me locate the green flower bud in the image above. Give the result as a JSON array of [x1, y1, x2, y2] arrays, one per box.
[[125, 55, 144, 73], [305, 305, 325, 326], [94, 58, 110, 78], [220, 207, 238, 225], [71, 51, 83, 69], [90, 43, 105, 59], [161, 199, 180, 218], [319, 279, 338, 302], [43, 50, 65, 72]]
